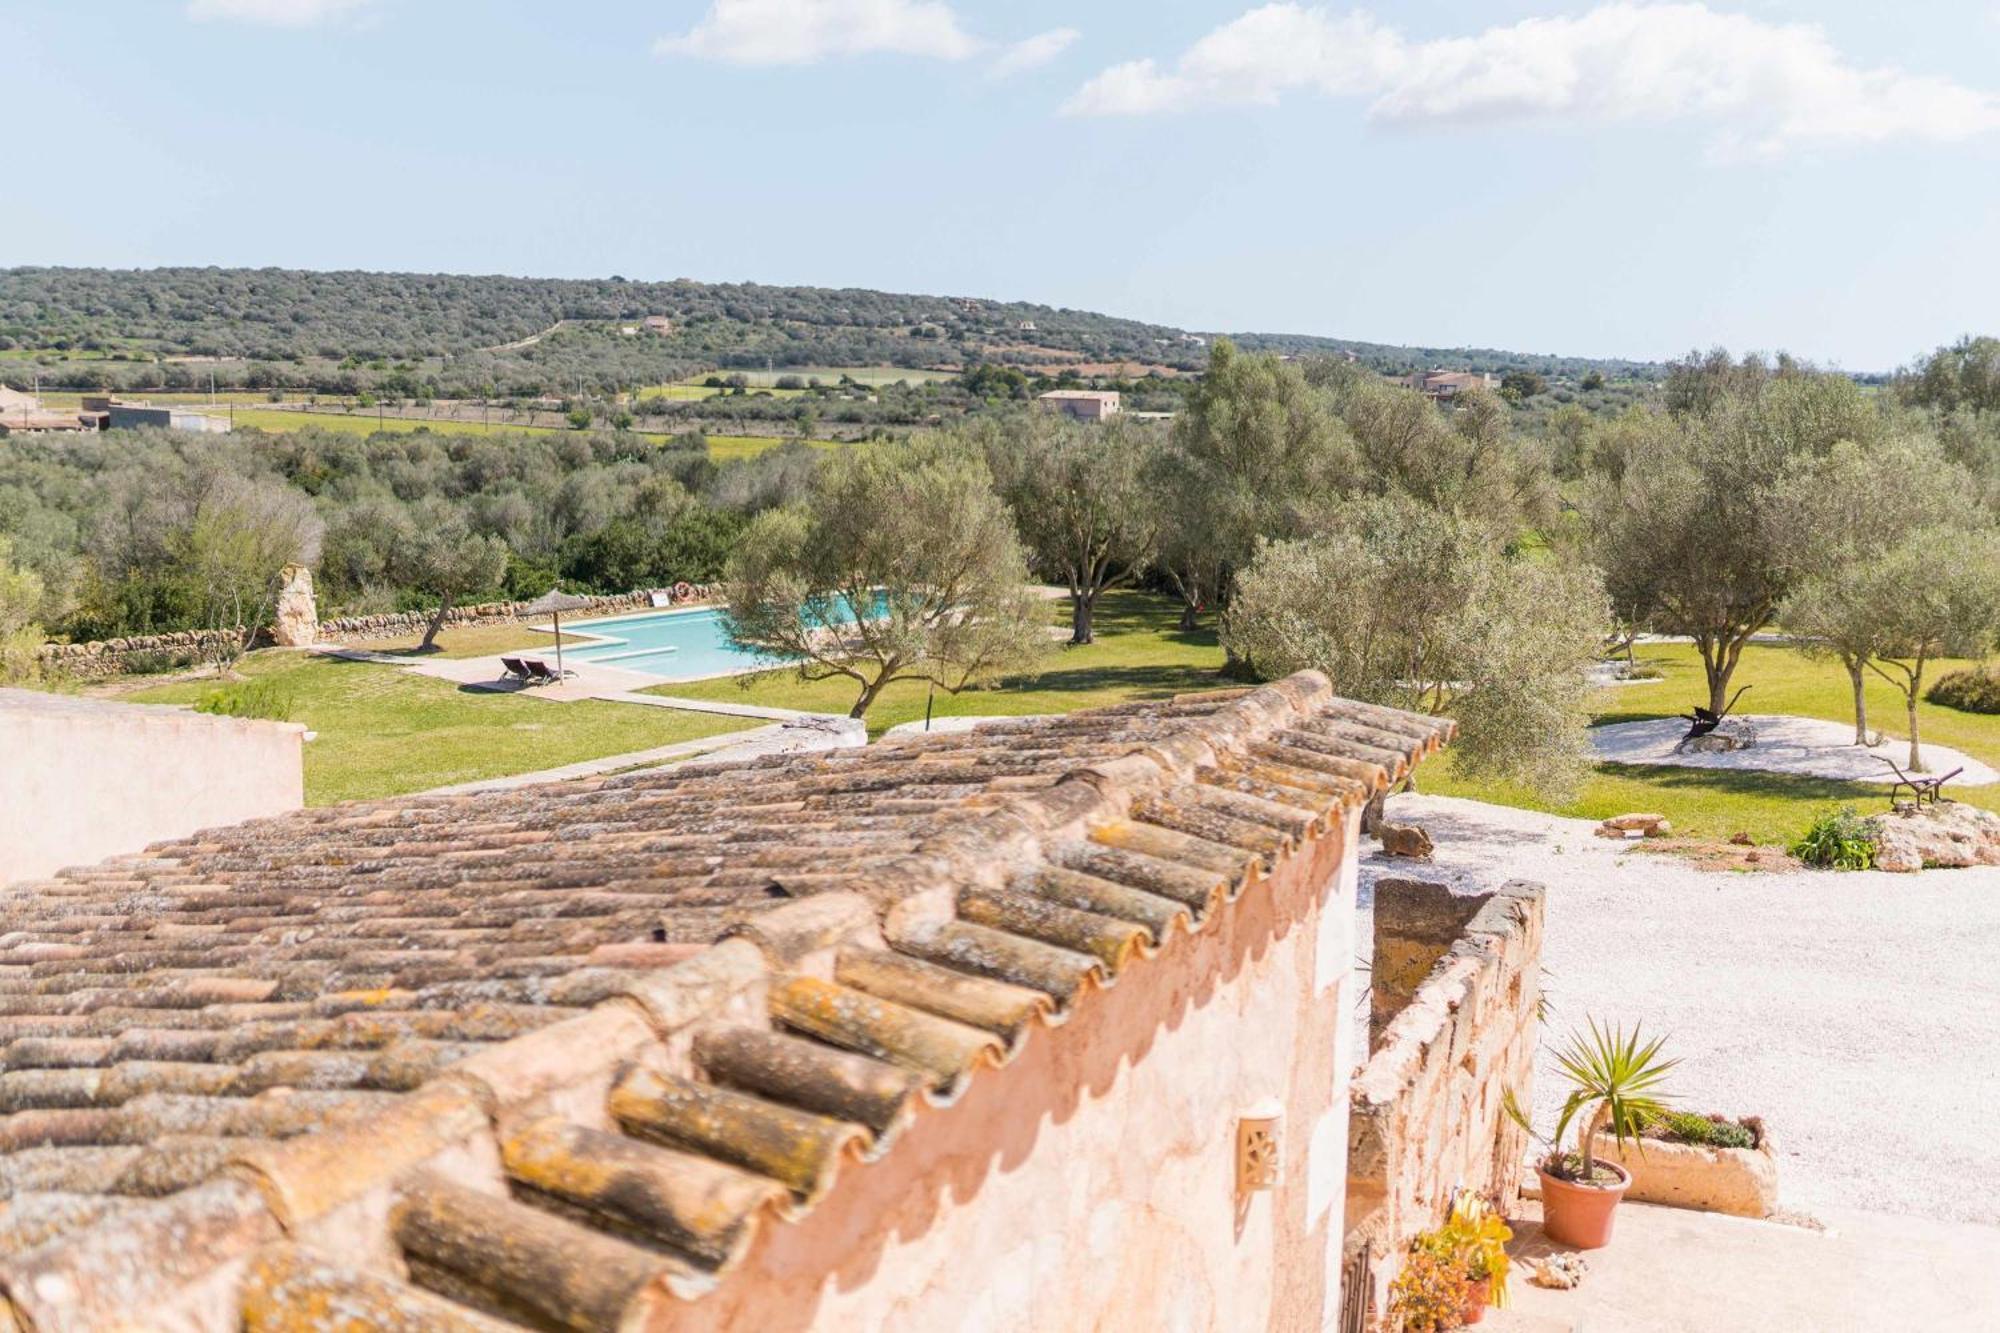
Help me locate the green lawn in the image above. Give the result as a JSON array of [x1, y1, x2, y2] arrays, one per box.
[[1428, 641, 2000, 845], [127, 653, 752, 805], [651, 591, 1227, 736], [660, 603, 2000, 845]]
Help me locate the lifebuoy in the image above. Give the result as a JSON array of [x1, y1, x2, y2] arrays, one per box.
[[672, 581, 694, 602]]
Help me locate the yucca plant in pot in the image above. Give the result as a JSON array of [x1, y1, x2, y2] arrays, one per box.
[[1505, 1018, 1677, 1249]]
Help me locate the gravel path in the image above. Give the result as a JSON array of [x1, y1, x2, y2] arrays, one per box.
[[1588, 713, 1998, 784], [1358, 794, 2000, 1225]]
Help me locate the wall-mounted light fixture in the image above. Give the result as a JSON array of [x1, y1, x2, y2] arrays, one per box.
[[1237, 1100, 1283, 1196]]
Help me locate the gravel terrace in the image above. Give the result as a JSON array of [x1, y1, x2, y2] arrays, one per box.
[[1588, 713, 1998, 785], [1358, 794, 2000, 1226]]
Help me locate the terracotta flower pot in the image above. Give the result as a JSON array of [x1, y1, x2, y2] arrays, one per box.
[[1461, 1278, 1489, 1325], [1538, 1160, 1631, 1249]]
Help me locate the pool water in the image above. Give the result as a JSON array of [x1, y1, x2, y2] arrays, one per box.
[[557, 596, 880, 682]]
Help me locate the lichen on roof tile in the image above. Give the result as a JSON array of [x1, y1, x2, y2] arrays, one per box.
[[0, 671, 1452, 1329]]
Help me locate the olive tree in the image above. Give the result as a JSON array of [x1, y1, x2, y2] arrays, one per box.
[[396, 500, 510, 651], [723, 436, 1047, 718], [0, 537, 45, 684], [982, 413, 1158, 644], [1151, 339, 1352, 629], [179, 473, 324, 670], [1590, 367, 1882, 714], [1223, 496, 1606, 798], [1835, 529, 2000, 772], [1774, 438, 1981, 743]]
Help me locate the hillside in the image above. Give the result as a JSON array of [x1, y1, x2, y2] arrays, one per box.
[[0, 266, 1663, 394]]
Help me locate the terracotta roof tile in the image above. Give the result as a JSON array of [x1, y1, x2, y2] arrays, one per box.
[[0, 672, 1452, 1328]]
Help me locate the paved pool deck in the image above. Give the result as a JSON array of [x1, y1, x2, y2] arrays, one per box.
[[317, 646, 835, 722]]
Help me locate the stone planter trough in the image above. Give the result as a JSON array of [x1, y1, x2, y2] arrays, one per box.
[[1598, 1132, 1778, 1218]]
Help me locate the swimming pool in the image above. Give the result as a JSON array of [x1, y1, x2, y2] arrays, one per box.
[[553, 596, 880, 683]]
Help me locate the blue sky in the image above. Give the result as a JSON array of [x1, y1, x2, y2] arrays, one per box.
[[7, 2, 2000, 369]]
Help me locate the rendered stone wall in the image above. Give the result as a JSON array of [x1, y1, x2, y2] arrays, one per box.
[[1343, 879, 1545, 1326], [666, 809, 1367, 1333], [0, 690, 305, 885]]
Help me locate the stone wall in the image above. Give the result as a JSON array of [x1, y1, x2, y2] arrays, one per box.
[[37, 585, 718, 679], [1343, 878, 1545, 1327]]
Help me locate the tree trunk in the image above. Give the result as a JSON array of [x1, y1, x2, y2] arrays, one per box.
[[1069, 591, 1096, 646], [1907, 690, 1924, 773], [1704, 651, 1731, 716], [1848, 658, 1869, 746], [849, 675, 886, 720], [419, 595, 453, 652], [1177, 598, 1199, 632]]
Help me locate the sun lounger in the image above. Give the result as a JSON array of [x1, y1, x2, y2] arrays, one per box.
[[522, 659, 573, 685], [500, 656, 532, 683]]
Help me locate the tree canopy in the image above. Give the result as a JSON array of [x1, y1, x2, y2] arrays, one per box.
[[723, 436, 1047, 718]]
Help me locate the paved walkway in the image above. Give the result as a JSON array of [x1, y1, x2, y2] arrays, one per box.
[[1492, 1199, 2000, 1332], [320, 645, 836, 722], [1361, 794, 2000, 1226]]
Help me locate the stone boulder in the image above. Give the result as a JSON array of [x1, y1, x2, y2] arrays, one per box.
[[1597, 812, 1671, 839], [1865, 801, 2000, 872], [270, 564, 319, 648], [1376, 824, 1434, 860]]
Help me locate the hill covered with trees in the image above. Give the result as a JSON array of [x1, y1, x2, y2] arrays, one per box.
[[0, 266, 1663, 399]]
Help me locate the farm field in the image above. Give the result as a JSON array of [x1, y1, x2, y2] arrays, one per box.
[[35, 390, 275, 409], [636, 383, 806, 401], [225, 407, 828, 460], [678, 366, 954, 388], [126, 652, 753, 805]]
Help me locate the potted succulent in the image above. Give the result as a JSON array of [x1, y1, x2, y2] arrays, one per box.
[[1391, 1191, 1512, 1329], [1506, 1018, 1677, 1250], [1440, 1191, 1512, 1324]]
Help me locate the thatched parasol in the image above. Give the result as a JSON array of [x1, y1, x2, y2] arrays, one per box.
[[518, 587, 593, 678]]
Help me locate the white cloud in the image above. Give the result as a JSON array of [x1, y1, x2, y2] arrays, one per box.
[[989, 27, 1080, 79], [185, 0, 374, 26], [1063, 3, 2000, 155], [657, 0, 980, 66]]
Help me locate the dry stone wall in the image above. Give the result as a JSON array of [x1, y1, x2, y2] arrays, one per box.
[[1343, 878, 1545, 1328], [39, 586, 719, 679]]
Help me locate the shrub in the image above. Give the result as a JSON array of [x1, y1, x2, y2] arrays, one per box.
[[121, 648, 198, 676], [1790, 806, 1875, 870], [193, 678, 295, 722], [1926, 664, 2000, 714], [1649, 1110, 1760, 1150], [1389, 1246, 1469, 1333]]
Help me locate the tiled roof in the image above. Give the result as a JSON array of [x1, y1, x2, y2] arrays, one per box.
[[0, 671, 1451, 1330]]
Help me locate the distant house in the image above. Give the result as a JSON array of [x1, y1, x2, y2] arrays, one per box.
[[1181, 332, 1207, 347], [1037, 388, 1121, 422], [0, 386, 92, 436], [0, 412, 92, 437], [642, 315, 673, 335], [1018, 319, 1037, 332], [105, 402, 232, 434], [1402, 369, 1498, 401]]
